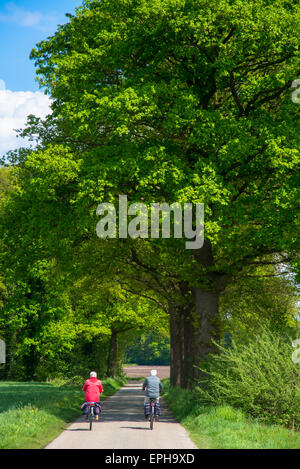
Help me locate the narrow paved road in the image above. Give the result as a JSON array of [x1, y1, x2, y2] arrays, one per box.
[[45, 384, 197, 449]]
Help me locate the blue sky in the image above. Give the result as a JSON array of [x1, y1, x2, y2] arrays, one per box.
[[0, 1, 83, 156], [0, 0, 81, 91]]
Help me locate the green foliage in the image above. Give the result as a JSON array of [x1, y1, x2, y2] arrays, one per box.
[[8, 0, 298, 296], [163, 380, 300, 449], [125, 332, 170, 365], [196, 329, 300, 430], [26, 0, 300, 268], [1, 0, 299, 388], [220, 271, 299, 338]]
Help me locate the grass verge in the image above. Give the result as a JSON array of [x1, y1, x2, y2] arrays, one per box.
[[162, 380, 300, 449], [0, 377, 126, 449], [125, 376, 146, 381]]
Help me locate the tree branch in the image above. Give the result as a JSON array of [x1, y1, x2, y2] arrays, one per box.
[[229, 71, 244, 116]]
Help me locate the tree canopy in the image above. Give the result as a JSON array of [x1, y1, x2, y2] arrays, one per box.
[[0, 0, 299, 385]]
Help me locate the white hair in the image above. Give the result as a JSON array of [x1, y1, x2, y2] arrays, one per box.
[[90, 371, 97, 378], [150, 369, 157, 376]]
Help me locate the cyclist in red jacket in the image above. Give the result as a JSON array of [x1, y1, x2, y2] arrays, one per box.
[[82, 371, 103, 420]]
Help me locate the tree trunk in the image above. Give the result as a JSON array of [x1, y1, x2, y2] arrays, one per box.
[[169, 240, 231, 389], [182, 307, 195, 387], [180, 239, 230, 388], [169, 286, 223, 388], [173, 285, 221, 388], [190, 286, 220, 382], [107, 330, 118, 377], [169, 302, 185, 387]]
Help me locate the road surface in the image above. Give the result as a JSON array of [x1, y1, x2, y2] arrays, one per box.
[[45, 384, 197, 449]]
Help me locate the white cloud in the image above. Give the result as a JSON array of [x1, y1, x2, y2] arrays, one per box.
[[0, 2, 59, 31], [0, 80, 52, 157]]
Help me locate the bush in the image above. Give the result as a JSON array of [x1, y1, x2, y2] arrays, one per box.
[[55, 375, 85, 387], [196, 329, 300, 430], [48, 374, 127, 390], [162, 380, 300, 449]]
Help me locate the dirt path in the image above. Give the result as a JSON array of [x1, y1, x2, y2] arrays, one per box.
[[45, 384, 197, 449]]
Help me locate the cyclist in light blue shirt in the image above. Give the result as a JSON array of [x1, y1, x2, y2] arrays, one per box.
[[142, 369, 163, 405]]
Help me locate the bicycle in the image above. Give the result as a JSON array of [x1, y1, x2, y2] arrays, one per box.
[[88, 402, 96, 431], [149, 398, 157, 430]]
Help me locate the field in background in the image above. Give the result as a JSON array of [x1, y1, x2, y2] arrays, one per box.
[[123, 365, 170, 380]]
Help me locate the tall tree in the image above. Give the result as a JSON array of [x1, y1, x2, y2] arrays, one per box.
[[2, 0, 299, 386]]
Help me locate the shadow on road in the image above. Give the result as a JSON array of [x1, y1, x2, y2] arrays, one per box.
[[68, 428, 91, 431], [120, 426, 152, 431]]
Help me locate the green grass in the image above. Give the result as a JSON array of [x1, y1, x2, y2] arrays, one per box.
[[162, 380, 300, 449], [0, 377, 125, 449], [125, 376, 146, 381]]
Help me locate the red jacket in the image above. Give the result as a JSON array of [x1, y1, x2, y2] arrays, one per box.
[[82, 377, 103, 402]]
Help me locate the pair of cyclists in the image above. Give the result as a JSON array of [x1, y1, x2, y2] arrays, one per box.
[[82, 369, 163, 421]]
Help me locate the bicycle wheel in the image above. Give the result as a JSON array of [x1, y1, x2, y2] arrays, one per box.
[[150, 409, 154, 430], [89, 407, 94, 431]]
